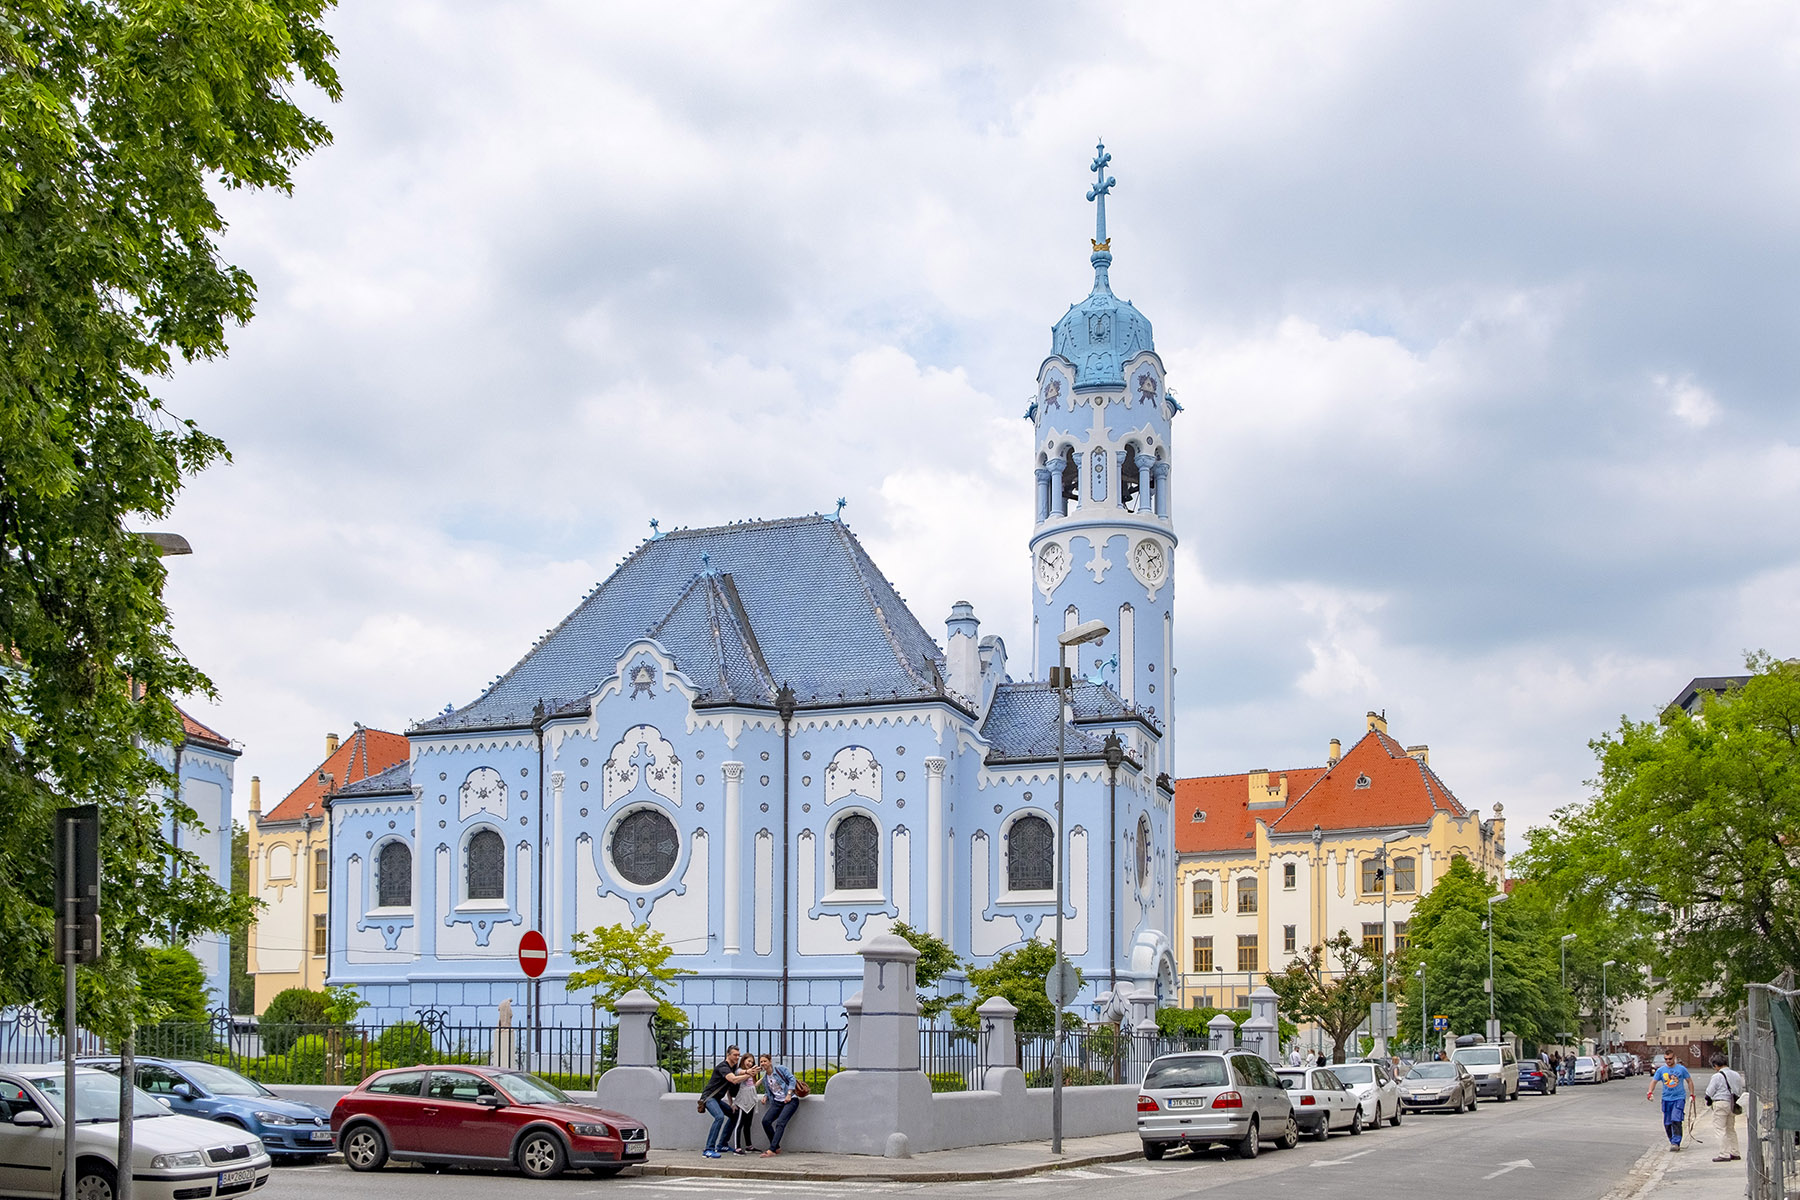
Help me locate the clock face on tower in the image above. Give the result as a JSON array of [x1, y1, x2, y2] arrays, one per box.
[[1036, 542, 1068, 592], [1132, 538, 1166, 583]]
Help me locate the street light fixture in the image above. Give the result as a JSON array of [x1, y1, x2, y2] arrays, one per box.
[[1601, 959, 1617, 1055], [1486, 891, 1509, 1041], [1560, 932, 1576, 989], [1051, 618, 1108, 1156], [1372, 831, 1409, 1058], [1417, 964, 1427, 1058]]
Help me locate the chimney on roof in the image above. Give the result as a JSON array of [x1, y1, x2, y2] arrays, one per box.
[[1366, 710, 1387, 734], [1406, 744, 1429, 764], [249, 776, 261, 815], [945, 601, 981, 701], [325, 732, 340, 756], [1247, 770, 1289, 809], [1328, 738, 1342, 765]]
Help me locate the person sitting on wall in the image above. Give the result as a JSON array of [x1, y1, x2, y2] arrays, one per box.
[[701, 1046, 753, 1159], [759, 1053, 801, 1157]]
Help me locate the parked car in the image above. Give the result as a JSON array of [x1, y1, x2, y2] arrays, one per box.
[[1571, 1056, 1602, 1084], [1327, 1060, 1404, 1128], [79, 1055, 334, 1160], [1275, 1066, 1363, 1139], [1517, 1059, 1557, 1095], [0, 1064, 272, 1200], [1451, 1043, 1520, 1102], [330, 1065, 647, 1179], [1605, 1053, 1634, 1078], [1136, 1051, 1299, 1160], [1397, 1061, 1479, 1114]]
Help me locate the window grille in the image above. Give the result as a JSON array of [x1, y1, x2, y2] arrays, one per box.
[[611, 808, 679, 886], [1006, 814, 1054, 891], [833, 813, 880, 891], [377, 841, 412, 908], [466, 829, 505, 900]]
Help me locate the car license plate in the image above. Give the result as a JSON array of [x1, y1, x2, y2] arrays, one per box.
[[1165, 1097, 1203, 1108], [309, 1130, 333, 1142], [219, 1168, 256, 1188], [624, 1145, 645, 1157]]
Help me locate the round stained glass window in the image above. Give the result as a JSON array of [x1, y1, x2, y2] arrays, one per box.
[[1136, 814, 1152, 889], [611, 808, 680, 887]]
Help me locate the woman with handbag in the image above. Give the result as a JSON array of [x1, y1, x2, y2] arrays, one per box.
[[1703, 1052, 1744, 1162], [758, 1053, 803, 1156]]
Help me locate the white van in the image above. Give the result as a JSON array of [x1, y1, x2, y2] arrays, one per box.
[[1451, 1043, 1519, 1102]]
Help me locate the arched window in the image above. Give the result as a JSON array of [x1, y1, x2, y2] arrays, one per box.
[[466, 829, 505, 901], [1120, 442, 1141, 510], [377, 841, 412, 908], [611, 807, 680, 886], [1006, 815, 1054, 892], [832, 813, 879, 891]]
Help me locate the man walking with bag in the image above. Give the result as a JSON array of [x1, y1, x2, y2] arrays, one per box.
[[1703, 1052, 1744, 1163], [1647, 1050, 1696, 1151]]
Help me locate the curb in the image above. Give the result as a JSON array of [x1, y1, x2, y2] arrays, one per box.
[[631, 1146, 1147, 1182]]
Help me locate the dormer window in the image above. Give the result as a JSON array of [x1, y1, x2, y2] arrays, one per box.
[[1354, 773, 1372, 789], [1191, 808, 1206, 823]]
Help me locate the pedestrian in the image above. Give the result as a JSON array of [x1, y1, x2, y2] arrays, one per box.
[[1287, 1046, 1303, 1067], [701, 1045, 753, 1159], [730, 1057, 762, 1152], [1702, 1052, 1743, 1163], [759, 1053, 801, 1157], [1646, 1050, 1696, 1151], [1316, 1052, 1327, 1068]]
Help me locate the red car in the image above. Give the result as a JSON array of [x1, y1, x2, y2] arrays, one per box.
[[330, 1066, 648, 1179]]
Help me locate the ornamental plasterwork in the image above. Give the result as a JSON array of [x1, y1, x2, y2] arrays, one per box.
[[458, 766, 508, 823], [550, 641, 700, 759], [603, 724, 682, 810], [1128, 536, 1169, 600], [1035, 539, 1072, 598], [1085, 534, 1114, 583], [824, 746, 881, 806]]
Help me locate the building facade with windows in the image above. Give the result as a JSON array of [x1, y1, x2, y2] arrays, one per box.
[[323, 148, 1182, 1028], [1172, 712, 1506, 1010], [247, 726, 409, 1010], [157, 708, 242, 1007]]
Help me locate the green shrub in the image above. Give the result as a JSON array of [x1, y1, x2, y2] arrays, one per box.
[[927, 1072, 966, 1093], [142, 948, 212, 1024], [1025, 1065, 1112, 1088], [261, 988, 332, 1055], [375, 1022, 434, 1067]]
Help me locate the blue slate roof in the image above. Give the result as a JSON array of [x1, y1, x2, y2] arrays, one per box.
[[1051, 260, 1154, 390], [415, 516, 950, 734], [980, 680, 1146, 763], [333, 760, 412, 798]]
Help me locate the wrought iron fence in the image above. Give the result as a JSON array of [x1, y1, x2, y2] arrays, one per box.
[[919, 1027, 983, 1087], [674, 1026, 845, 1090], [0, 1008, 107, 1064], [1742, 972, 1799, 1200]]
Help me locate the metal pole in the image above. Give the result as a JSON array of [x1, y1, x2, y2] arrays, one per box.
[[1601, 961, 1609, 1055], [1488, 912, 1494, 1033], [1378, 848, 1388, 1058], [62, 823, 76, 1200], [1051, 643, 1067, 1157]]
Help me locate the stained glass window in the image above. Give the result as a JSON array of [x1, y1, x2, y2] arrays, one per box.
[[1136, 815, 1152, 888], [467, 829, 504, 900], [1006, 815, 1054, 891], [377, 841, 412, 908], [611, 808, 679, 887], [833, 813, 879, 891]]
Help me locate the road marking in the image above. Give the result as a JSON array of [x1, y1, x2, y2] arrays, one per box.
[[1483, 1159, 1534, 1180], [1312, 1148, 1378, 1166]]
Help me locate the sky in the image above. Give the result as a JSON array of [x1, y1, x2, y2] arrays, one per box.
[[157, 0, 1800, 835]]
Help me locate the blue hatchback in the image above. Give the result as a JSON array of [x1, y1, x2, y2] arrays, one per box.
[[78, 1056, 335, 1159]]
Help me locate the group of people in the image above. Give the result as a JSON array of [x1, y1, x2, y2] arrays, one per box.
[[699, 1047, 803, 1158]]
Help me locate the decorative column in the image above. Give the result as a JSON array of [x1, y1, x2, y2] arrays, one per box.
[[549, 771, 565, 951], [1208, 1012, 1237, 1051], [1152, 460, 1170, 518], [1052, 453, 1070, 517], [1134, 452, 1154, 513], [924, 757, 947, 938], [1034, 466, 1052, 523], [977, 995, 1022, 1092], [849, 934, 921, 1071], [721, 762, 744, 955]]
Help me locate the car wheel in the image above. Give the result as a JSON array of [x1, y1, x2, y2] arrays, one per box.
[[1276, 1115, 1300, 1151], [74, 1161, 116, 1200], [517, 1130, 568, 1180], [1143, 1142, 1166, 1161], [1237, 1118, 1260, 1159], [1389, 1104, 1402, 1127], [589, 1166, 625, 1178], [1371, 1103, 1381, 1129], [1310, 1118, 1330, 1142], [342, 1125, 389, 1172], [1349, 1108, 1363, 1136]]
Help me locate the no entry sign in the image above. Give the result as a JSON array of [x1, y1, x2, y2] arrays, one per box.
[[519, 929, 549, 978]]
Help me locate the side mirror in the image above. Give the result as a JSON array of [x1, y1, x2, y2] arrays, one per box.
[[12, 1110, 50, 1128], [475, 1095, 505, 1109], [172, 1085, 198, 1102]]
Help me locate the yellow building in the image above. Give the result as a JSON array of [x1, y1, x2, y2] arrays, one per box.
[[1173, 712, 1506, 1010], [247, 726, 408, 1011]]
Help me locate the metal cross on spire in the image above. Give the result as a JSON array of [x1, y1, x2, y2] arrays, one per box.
[[1087, 139, 1115, 251]]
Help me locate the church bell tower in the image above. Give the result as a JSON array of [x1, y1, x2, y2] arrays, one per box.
[[1028, 141, 1178, 733]]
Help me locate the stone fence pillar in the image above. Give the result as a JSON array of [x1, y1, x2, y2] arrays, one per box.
[[1208, 1012, 1238, 1051], [843, 990, 863, 1068], [1129, 983, 1158, 1029], [613, 989, 659, 1068], [849, 934, 920, 1071], [977, 995, 1022, 1091]]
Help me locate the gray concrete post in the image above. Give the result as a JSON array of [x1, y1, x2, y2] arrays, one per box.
[[1208, 1012, 1238, 1051], [612, 989, 659, 1068], [977, 995, 1024, 1092], [850, 933, 921, 1070], [843, 990, 864, 1069], [1129, 983, 1158, 1028], [1240, 1014, 1276, 1062]]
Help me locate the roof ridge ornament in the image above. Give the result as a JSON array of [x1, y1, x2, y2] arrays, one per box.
[[1086, 138, 1116, 287]]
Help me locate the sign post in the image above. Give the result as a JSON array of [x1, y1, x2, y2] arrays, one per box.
[[54, 806, 100, 1200]]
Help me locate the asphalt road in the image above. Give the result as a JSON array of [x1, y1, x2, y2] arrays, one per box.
[[263, 1078, 1669, 1200]]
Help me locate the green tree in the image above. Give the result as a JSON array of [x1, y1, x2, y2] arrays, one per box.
[[950, 941, 1077, 1034], [1514, 654, 1800, 1017], [0, 0, 338, 1039], [1265, 930, 1384, 1063], [567, 922, 696, 1022], [229, 822, 253, 1013], [260, 986, 330, 1054], [1398, 857, 1565, 1044], [139, 946, 209, 1024], [890, 921, 964, 1022]]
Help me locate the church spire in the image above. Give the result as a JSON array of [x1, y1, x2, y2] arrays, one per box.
[[1086, 138, 1116, 292]]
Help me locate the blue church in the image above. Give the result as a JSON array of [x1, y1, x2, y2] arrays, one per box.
[[327, 145, 1182, 1028]]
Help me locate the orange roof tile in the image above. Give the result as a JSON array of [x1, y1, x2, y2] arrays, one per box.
[[261, 727, 409, 825], [1267, 728, 1468, 833], [1175, 766, 1327, 854], [177, 705, 234, 751]]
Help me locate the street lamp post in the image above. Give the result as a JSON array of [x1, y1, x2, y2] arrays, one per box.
[[1051, 618, 1109, 1156], [1486, 891, 1509, 1041], [1417, 964, 1427, 1058], [1372, 831, 1408, 1059], [1561, 932, 1576, 990], [1601, 959, 1616, 1055]]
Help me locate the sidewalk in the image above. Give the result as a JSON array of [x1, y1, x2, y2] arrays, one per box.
[[632, 1132, 1146, 1182], [1615, 1142, 1749, 1200]]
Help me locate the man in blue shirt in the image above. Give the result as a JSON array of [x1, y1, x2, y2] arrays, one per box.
[[1646, 1051, 1696, 1150]]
